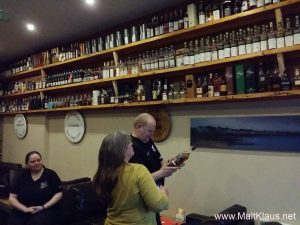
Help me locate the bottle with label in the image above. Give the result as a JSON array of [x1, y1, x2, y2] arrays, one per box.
[[245, 27, 253, 54], [268, 21, 277, 49], [202, 75, 208, 97], [162, 79, 168, 100], [223, 33, 231, 58], [189, 41, 195, 65], [257, 62, 267, 92], [233, 0, 241, 14], [252, 25, 261, 53], [260, 24, 268, 51], [284, 17, 294, 47], [183, 42, 190, 65], [196, 76, 203, 98], [223, 0, 233, 17], [281, 70, 291, 90], [264, 0, 272, 5], [212, 3, 221, 20], [249, 0, 257, 10], [198, 0, 206, 24], [208, 73, 214, 97], [238, 29, 246, 55], [257, 0, 264, 7], [294, 68, 300, 89], [211, 37, 218, 60], [204, 37, 212, 61], [213, 73, 222, 96], [276, 21, 285, 48], [241, 0, 249, 12], [217, 34, 225, 60], [206, 3, 213, 22], [294, 15, 300, 45], [272, 66, 281, 91], [184, 10, 189, 29], [168, 152, 190, 167], [245, 63, 257, 93], [230, 31, 238, 57], [152, 80, 158, 100]]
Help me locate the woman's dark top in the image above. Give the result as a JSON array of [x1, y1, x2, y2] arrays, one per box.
[[10, 167, 62, 207]]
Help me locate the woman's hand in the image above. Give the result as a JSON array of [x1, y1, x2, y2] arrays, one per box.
[[31, 206, 44, 214], [159, 185, 169, 197], [23, 206, 35, 214]]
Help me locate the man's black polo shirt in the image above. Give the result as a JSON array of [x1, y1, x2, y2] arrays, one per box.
[[130, 135, 164, 186]]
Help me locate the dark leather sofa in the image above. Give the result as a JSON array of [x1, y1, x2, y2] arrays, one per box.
[[0, 165, 106, 225], [0, 162, 22, 198]]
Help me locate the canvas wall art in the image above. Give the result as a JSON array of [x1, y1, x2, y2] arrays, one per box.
[[191, 115, 300, 152]]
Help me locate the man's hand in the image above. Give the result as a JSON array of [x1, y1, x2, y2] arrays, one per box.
[[23, 206, 35, 214], [159, 163, 178, 178], [159, 185, 169, 197]]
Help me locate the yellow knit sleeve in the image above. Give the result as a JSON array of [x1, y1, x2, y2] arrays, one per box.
[[136, 164, 169, 212]]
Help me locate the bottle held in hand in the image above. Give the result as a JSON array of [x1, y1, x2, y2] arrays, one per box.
[[168, 152, 190, 167]]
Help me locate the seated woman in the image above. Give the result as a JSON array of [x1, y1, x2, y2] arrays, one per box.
[[8, 151, 62, 225], [94, 131, 169, 225]]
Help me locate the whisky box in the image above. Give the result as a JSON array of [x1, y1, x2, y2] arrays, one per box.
[[245, 63, 257, 93], [185, 74, 196, 98], [225, 66, 234, 95], [187, 3, 198, 27], [235, 64, 245, 94]]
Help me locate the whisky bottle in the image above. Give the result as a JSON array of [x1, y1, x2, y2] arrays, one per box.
[[276, 21, 285, 48], [202, 75, 208, 97], [257, 62, 267, 92], [206, 3, 213, 22], [264, 0, 272, 6], [223, 33, 231, 58], [189, 41, 195, 65], [168, 12, 174, 33], [196, 76, 203, 98], [225, 66, 234, 95], [281, 70, 291, 91], [162, 79, 168, 100], [268, 21, 277, 49], [260, 24, 268, 51], [257, 0, 264, 7], [204, 37, 212, 61], [233, 0, 241, 14], [152, 80, 158, 100], [211, 37, 218, 60], [173, 10, 179, 31], [208, 73, 214, 97], [184, 10, 189, 29], [245, 63, 257, 93], [246, 27, 253, 54], [252, 26, 261, 53], [212, 2, 221, 20], [217, 34, 225, 59], [294, 68, 300, 89], [169, 45, 176, 68], [249, 0, 257, 10], [178, 8, 184, 30], [168, 84, 174, 100], [198, 0, 206, 24], [230, 31, 238, 57], [213, 73, 221, 96], [272, 66, 281, 91], [223, 0, 233, 17], [241, 0, 249, 12], [168, 152, 190, 167], [284, 17, 294, 47], [220, 75, 228, 96], [294, 15, 300, 45], [183, 42, 190, 65], [194, 40, 201, 63], [238, 29, 246, 55], [199, 38, 205, 62]]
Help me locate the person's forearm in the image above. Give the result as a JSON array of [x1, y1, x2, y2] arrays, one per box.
[[9, 195, 29, 212], [43, 192, 62, 209], [152, 170, 163, 181]]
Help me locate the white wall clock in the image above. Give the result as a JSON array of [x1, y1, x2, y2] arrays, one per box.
[[64, 111, 85, 143], [14, 114, 27, 139]]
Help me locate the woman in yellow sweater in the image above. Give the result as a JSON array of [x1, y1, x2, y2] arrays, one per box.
[[94, 131, 169, 225]]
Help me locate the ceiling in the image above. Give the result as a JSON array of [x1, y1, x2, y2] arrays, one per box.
[[0, 0, 187, 69]]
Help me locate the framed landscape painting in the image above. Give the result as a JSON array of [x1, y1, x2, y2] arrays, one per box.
[[191, 115, 300, 152]]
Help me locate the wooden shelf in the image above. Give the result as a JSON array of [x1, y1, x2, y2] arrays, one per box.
[[1, 44, 300, 99], [1, 89, 300, 115], [2, 0, 300, 81]]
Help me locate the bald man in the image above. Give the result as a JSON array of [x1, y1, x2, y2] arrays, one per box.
[[130, 113, 178, 225]]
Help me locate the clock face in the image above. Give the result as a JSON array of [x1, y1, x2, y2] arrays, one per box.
[[14, 114, 27, 139], [64, 111, 85, 143]]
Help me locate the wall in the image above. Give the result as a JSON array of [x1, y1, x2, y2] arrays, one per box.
[[2, 99, 300, 225]]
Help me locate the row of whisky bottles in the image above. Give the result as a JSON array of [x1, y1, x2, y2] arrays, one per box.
[[2, 62, 300, 112], [4, 14, 300, 96], [9, 0, 284, 75]]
